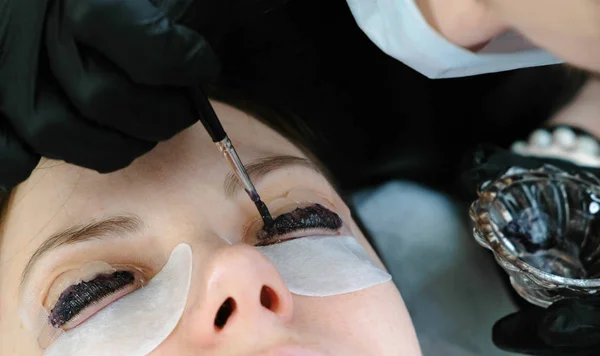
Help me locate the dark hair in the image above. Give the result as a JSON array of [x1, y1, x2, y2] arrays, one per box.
[[0, 191, 10, 235]]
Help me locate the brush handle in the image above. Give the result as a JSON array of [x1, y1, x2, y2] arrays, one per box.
[[190, 86, 226, 142], [189, 86, 272, 223], [216, 137, 258, 198]]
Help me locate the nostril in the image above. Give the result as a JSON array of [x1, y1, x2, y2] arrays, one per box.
[[260, 285, 279, 311], [214, 297, 236, 329]]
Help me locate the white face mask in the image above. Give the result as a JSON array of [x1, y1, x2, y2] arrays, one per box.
[[257, 235, 392, 296], [43, 244, 193, 356], [345, 0, 560, 78]]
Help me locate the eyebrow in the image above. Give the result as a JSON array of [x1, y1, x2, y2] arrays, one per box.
[[223, 155, 320, 198], [20, 215, 143, 288]]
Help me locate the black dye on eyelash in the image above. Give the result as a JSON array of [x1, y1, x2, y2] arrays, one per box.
[[48, 271, 135, 328], [256, 203, 342, 243]]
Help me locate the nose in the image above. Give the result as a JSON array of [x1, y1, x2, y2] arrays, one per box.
[[180, 244, 294, 347]]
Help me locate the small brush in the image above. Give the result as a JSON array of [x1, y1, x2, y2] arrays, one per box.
[[190, 86, 274, 227]]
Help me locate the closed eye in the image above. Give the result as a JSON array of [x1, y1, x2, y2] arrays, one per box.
[[48, 269, 144, 330], [255, 204, 342, 246]]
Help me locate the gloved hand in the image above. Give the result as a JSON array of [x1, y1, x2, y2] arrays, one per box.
[[463, 143, 600, 355], [462, 143, 600, 198], [493, 298, 600, 356], [0, 0, 220, 191]]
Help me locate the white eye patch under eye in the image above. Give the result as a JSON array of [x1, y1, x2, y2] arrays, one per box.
[[257, 236, 391, 296], [43, 243, 192, 356]]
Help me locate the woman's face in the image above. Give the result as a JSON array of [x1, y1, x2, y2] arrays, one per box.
[[0, 101, 420, 355]]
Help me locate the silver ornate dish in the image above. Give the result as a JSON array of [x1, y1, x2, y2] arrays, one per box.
[[470, 165, 600, 307]]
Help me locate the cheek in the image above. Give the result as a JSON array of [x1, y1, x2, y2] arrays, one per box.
[[488, 0, 587, 32], [0, 280, 43, 355], [520, 29, 600, 72], [326, 193, 384, 266], [0, 254, 25, 326], [291, 282, 418, 351]]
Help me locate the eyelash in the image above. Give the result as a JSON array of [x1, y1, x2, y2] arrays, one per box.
[[254, 204, 343, 246], [48, 269, 145, 329]]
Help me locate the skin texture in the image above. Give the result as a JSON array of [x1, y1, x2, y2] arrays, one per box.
[[482, 0, 600, 73], [0, 101, 421, 355], [415, 0, 509, 50], [418, 0, 600, 72]]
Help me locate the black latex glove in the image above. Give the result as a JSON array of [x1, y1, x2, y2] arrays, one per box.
[[463, 144, 600, 355], [0, 0, 220, 191], [493, 299, 600, 356], [462, 144, 600, 198]]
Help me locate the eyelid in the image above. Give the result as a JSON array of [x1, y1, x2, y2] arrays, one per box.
[[43, 262, 149, 312], [30, 265, 149, 349], [20, 235, 166, 315], [249, 165, 334, 203], [47, 267, 146, 331], [225, 156, 323, 199], [26, 269, 146, 350], [19, 255, 159, 346]]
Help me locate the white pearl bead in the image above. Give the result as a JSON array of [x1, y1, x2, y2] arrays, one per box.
[[511, 141, 527, 153], [553, 127, 577, 149], [576, 136, 600, 156], [529, 129, 552, 147]]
